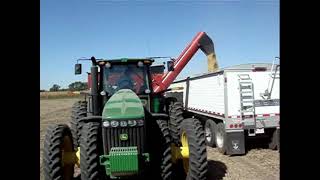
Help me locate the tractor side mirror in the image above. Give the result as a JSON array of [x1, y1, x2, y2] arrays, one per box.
[[75, 64, 82, 75], [167, 61, 174, 71]]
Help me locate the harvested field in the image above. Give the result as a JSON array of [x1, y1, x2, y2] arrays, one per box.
[[40, 98, 279, 180], [40, 91, 82, 99]]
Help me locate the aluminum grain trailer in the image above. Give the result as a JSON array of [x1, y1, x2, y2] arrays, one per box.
[[167, 63, 280, 155]]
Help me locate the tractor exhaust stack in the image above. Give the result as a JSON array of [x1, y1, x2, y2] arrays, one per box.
[[90, 57, 99, 115]]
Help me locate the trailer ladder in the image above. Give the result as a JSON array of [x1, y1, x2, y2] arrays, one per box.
[[238, 74, 256, 136]]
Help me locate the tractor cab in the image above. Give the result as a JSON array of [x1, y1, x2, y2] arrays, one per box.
[[100, 59, 153, 96]]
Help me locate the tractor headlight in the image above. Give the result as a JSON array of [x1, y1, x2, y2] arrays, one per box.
[[103, 121, 110, 127], [137, 61, 144, 67], [110, 121, 119, 127], [137, 120, 144, 126], [128, 120, 137, 127], [105, 62, 111, 68], [120, 121, 128, 127], [100, 91, 106, 96], [144, 89, 151, 94]]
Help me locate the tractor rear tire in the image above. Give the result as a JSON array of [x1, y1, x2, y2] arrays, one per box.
[[71, 101, 87, 150], [180, 118, 208, 180], [80, 122, 104, 180], [43, 124, 75, 180], [216, 122, 227, 154], [204, 120, 216, 147], [169, 102, 184, 145]]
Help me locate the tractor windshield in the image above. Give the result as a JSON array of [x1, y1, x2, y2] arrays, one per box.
[[103, 64, 149, 95]]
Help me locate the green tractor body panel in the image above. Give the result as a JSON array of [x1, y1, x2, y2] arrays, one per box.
[[102, 89, 144, 121], [100, 147, 139, 177]]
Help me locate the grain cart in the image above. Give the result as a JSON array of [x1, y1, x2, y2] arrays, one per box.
[[168, 62, 280, 155], [42, 32, 218, 180]]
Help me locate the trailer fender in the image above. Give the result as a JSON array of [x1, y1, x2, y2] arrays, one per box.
[[225, 131, 246, 155]]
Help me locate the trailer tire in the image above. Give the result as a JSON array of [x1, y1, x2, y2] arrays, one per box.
[[179, 118, 208, 180], [278, 129, 280, 152], [169, 102, 184, 145], [80, 122, 104, 180], [205, 120, 216, 147], [268, 128, 279, 150], [43, 124, 75, 180], [216, 122, 227, 154], [71, 101, 87, 150]]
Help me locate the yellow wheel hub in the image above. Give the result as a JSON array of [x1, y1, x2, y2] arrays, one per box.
[[180, 131, 189, 173], [171, 131, 190, 174], [75, 147, 80, 167], [60, 136, 76, 180]]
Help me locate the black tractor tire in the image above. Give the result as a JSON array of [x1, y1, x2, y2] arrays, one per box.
[[169, 102, 184, 145], [180, 118, 208, 180], [216, 122, 227, 154], [71, 101, 87, 150], [157, 120, 173, 180], [204, 120, 217, 147], [43, 124, 75, 180], [80, 122, 105, 180], [268, 128, 279, 150], [80, 122, 104, 180], [147, 119, 173, 180]]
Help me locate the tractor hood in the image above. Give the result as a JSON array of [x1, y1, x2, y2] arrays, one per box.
[[102, 89, 144, 121]]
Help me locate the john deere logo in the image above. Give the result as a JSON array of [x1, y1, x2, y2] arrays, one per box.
[[120, 134, 128, 141]]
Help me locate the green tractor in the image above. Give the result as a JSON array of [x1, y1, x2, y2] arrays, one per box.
[[42, 32, 217, 180]]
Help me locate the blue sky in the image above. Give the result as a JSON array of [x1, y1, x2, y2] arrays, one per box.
[[40, 0, 279, 90]]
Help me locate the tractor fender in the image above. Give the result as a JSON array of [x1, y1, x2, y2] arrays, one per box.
[[165, 91, 183, 104]]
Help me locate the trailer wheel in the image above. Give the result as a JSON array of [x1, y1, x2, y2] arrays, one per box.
[[216, 122, 227, 154], [268, 128, 279, 150], [43, 124, 75, 180], [205, 120, 216, 147], [169, 102, 184, 145], [80, 122, 104, 180], [179, 118, 208, 180], [71, 101, 87, 150]]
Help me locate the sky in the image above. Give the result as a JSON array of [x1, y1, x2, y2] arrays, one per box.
[[40, 0, 279, 90]]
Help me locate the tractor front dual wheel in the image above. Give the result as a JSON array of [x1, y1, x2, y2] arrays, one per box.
[[169, 102, 184, 145], [71, 101, 87, 150], [156, 120, 173, 180], [177, 118, 208, 180], [43, 124, 76, 180], [80, 122, 105, 180]]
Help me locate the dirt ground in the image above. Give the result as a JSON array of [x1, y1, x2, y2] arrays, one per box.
[[40, 98, 279, 180]]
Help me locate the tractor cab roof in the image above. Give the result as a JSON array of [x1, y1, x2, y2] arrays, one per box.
[[97, 58, 155, 64]]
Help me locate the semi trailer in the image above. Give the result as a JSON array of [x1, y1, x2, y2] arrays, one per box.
[[167, 62, 280, 155]]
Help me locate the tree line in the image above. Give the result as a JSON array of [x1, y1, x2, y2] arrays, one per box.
[[40, 81, 88, 92]]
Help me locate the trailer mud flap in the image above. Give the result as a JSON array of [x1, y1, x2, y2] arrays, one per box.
[[226, 131, 245, 155]]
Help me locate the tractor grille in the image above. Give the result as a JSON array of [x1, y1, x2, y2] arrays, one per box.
[[103, 126, 145, 154]]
